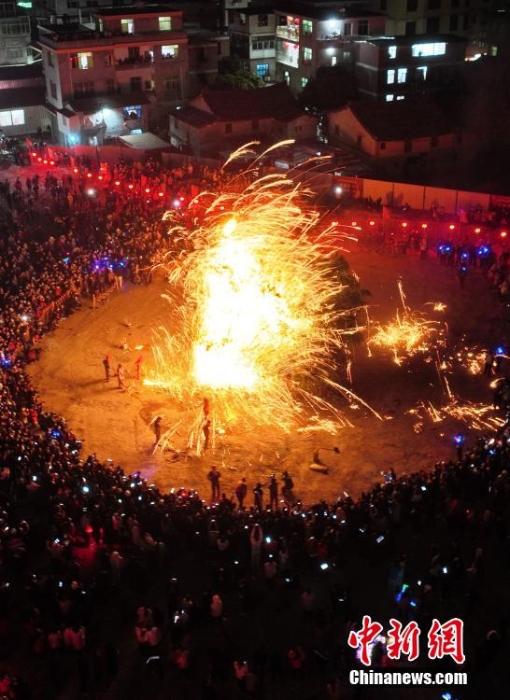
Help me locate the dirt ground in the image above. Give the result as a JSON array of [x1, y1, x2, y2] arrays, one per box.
[[28, 248, 505, 504]]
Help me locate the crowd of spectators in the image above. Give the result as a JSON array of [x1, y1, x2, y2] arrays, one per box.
[[0, 159, 508, 699]]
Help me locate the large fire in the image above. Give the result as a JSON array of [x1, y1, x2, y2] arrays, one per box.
[[144, 144, 371, 449]]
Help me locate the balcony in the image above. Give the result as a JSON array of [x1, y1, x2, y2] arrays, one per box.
[[276, 26, 299, 43], [275, 50, 298, 68], [38, 25, 187, 50], [116, 56, 154, 69]]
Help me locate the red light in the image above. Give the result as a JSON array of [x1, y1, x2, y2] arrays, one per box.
[[421, 223, 427, 229], [369, 220, 375, 226], [43, 160, 48, 165], [98, 175, 103, 180], [402, 222, 408, 228], [115, 181, 120, 186], [449, 224, 455, 230], [179, 196, 185, 201], [158, 192, 164, 197], [37, 157, 42, 162], [331, 221, 338, 226], [501, 231, 508, 238], [351, 221, 357, 227], [31, 152, 37, 157], [87, 173, 92, 178], [474, 227, 481, 234], [50, 161, 55, 166], [145, 188, 150, 193], [73, 168, 78, 173], [128, 184, 134, 190]]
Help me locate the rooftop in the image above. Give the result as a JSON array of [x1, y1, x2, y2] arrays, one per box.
[[345, 96, 454, 141], [95, 5, 180, 16], [170, 104, 216, 129], [365, 33, 468, 46], [198, 82, 305, 122], [272, 2, 384, 20]]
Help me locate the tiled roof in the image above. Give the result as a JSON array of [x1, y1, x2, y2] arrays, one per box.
[[197, 82, 304, 122], [170, 104, 215, 128], [346, 97, 454, 141]]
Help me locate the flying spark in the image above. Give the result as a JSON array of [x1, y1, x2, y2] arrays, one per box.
[[144, 143, 379, 451]]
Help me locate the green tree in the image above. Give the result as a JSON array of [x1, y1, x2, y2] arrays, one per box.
[[215, 56, 264, 90], [298, 65, 358, 114]]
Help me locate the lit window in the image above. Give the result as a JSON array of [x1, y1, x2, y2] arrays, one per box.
[[162, 45, 179, 59], [164, 76, 180, 93], [159, 17, 171, 31], [301, 76, 308, 88], [385, 94, 394, 101], [416, 66, 428, 80], [303, 19, 313, 35], [303, 47, 312, 63], [0, 109, 25, 126], [388, 45, 396, 59], [397, 95, 405, 100], [77, 52, 93, 69], [256, 63, 269, 77], [387, 69, 395, 84], [331, 55, 337, 66], [121, 19, 134, 34], [411, 42, 446, 57], [397, 68, 407, 83]]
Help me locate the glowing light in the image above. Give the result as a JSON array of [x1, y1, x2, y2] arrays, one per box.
[[115, 181, 121, 186], [369, 220, 375, 226], [449, 224, 455, 230], [369, 280, 443, 364], [421, 223, 427, 229], [475, 227, 481, 234], [87, 173, 92, 178], [402, 222, 408, 228], [144, 142, 376, 445], [501, 231, 507, 238]]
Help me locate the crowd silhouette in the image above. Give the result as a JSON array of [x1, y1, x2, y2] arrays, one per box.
[[0, 160, 507, 699]]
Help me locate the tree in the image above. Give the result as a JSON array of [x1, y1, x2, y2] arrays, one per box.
[[298, 65, 358, 114], [214, 56, 264, 90]]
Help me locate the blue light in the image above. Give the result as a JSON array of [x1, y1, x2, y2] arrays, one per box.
[[454, 434, 464, 445]]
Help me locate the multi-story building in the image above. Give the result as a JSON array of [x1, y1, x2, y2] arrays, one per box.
[[38, 5, 191, 144], [353, 33, 467, 100], [229, 7, 276, 82], [273, 2, 386, 94], [0, 0, 38, 65], [187, 27, 230, 96], [370, 0, 497, 58]]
